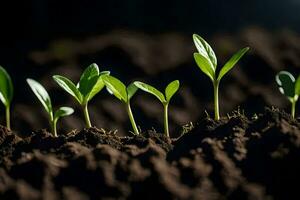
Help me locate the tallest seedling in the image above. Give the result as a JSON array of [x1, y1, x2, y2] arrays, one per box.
[[193, 34, 249, 120]]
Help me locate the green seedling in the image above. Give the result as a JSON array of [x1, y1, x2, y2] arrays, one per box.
[[133, 80, 180, 137], [0, 66, 13, 130], [27, 78, 74, 137], [102, 75, 139, 135], [53, 63, 109, 127], [276, 71, 300, 119], [193, 34, 249, 120]]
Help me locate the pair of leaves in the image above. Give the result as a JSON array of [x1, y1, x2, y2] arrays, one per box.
[[133, 80, 180, 104], [276, 71, 300, 100], [53, 63, 110, 105], [102, 75, 137, 103], [0, 66, 13, 107], [193, 34, 249, 82], [27, 79, 74, 121]]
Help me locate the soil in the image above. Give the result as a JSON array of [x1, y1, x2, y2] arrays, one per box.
[[0, 107, 299, 200]]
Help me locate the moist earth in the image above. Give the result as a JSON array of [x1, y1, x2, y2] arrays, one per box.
[[0, 108, 299, 200]]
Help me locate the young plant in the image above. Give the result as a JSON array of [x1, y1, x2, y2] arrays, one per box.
[[102, 75, 139, 135], [0, 66, 13, 130], [133, 80, 180, 137], [193, 34, 249, 120], [276, 71, 300, 119], [134, 80, 180, 137], [27, 78, 74, 137], [53, 63, 109, 128]]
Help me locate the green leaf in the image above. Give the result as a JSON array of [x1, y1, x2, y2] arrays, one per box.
[[295, 75, 300, 96], [102, 75, 127, 102], [165, 80, 180, 102], [53, 75, 83, 103], [27, 78, 52, 115], [83, 71, 110, 102], [0, 66, 13, 107], [217, 47, 249, 81], [85, 77, 105, 102], [276, 71, 295, 98], [193, 34, 217, 68], [78, 63, 99, 96], [54, 107, 74, 121], [134, 81, 165, 103], [193, 53, 215, 81], [99, 71, 110, 76], [127, 83, 138, 101]]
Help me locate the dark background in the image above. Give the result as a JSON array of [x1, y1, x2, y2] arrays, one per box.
[[0, 0, 299, 135]]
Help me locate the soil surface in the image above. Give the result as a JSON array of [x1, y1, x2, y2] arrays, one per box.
[[0, 107, 299, 200]]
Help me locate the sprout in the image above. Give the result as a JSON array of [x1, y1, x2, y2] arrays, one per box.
[[0, 66, 13, 130], [27, 78, 74, 137], [53, 63, 109, 127], [133, 80, 180, 137], [276, 71, 300, 119], [102, 75, 139, 135], [193, 34, 249, 120]]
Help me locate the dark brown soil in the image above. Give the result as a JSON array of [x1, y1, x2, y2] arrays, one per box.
[[0, 107, 299, 200]]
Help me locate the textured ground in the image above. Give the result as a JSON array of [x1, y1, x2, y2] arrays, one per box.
[[0, 108, 299, 200]]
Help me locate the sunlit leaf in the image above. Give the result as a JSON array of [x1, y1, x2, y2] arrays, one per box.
[[53, 75, 83, 103], [27, 78, 53, 115], [102, 75, 127, 102], [217, 47, 249, 81], [193, 34, 217, 68], [54, 107, 74, 121], [193, 53, 215, 81], [134, 81, 165, 103], [165, 80, 180, 102], [78, 63, 99, 96]]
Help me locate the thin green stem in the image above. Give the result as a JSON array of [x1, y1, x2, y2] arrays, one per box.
[[83, 103, 92, 128], [291, 99, 296, 119], [51, 119, 58, 137], [126, 101, 139, 135], [6, 105, 10, 130], [163, 103, 169, 137], [213, 80, 220, 120]]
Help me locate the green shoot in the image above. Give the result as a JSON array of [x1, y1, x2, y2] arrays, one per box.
[[193, 34, 249, 120], [102, 75, 139, 135], [0, 66, 13, 130], [53, 63, 109, 127], [276, 71, 300, 119], [27, 78, 74, 137], [133, 80, 180, 137]]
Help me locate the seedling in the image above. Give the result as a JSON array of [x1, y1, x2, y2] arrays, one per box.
[[27, 78, 74, 137], [102, 75, 139, 135], [193, 34, 249, 120], [0, 66, 13, 130], [276, 71, 300, 119], [133, 80, 180, 137], [53, 63, 109, 127]]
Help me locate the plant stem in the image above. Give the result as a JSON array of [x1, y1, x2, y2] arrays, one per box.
[[291, 99, 296, 119], [213, 81, 220, 120], [126, 101, 139, 135], [51, 119, 58, 137], [83, 103, 91, 128], [163, 104, 169, 137], [6, 105, 10, 130]]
